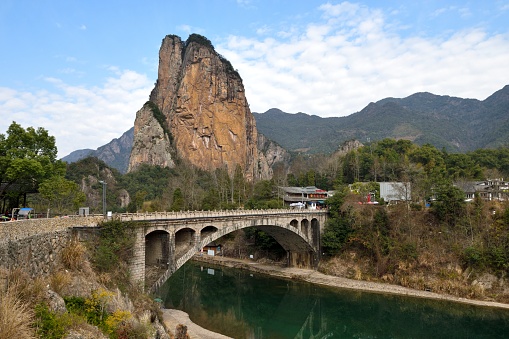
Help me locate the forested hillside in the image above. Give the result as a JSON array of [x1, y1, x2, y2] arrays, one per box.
[[253, 84, 509, 154]]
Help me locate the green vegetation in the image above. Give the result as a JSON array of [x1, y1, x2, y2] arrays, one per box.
[[185, 33, 214, 50], [37, 175, 86, 215], [145, 101, 173, 143], [0, 121, 65, 210], [91, 220, 136, 278], [34, 303, 74, 339]]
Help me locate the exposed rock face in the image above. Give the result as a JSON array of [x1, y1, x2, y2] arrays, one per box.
[[333, 139, 364, 157], [129, 34, 267, 180], [128, 102, 175, 172], [94, 128, 134, 173], [257, 134, 291, 178]]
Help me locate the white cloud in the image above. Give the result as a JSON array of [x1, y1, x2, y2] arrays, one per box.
[[0, 70, 152, 158], [177, 24, 204, 35], [219, 3, 509, 117]]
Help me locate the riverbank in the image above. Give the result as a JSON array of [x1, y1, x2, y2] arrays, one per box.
[[192, 254, 509, 310], [161, 309, 233, 339], [161, 254, 509, 338]]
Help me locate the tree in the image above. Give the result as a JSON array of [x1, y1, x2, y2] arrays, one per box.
[[38, 176, 86, 215], [431, 180, 466, 226], [171, 188, 184, 211], [321, 207, 354, 256], [0, 122, 64, 207]]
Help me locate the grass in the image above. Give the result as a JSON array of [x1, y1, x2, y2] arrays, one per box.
[[61, 237, 87, 271], [0, 289, 36, 339], [49, 271, 72, 295]]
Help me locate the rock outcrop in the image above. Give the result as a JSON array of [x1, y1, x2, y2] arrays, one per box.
[[257, 134, 291, 178], [333, 139, 364, 157], [129, 34, 267, 180], [128, 102, 175, 172]]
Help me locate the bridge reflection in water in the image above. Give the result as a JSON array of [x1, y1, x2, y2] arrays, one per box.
[[119, 209, 327, 291]]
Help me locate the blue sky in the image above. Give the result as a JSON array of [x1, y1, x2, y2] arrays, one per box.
[[1, 0, 509, 157]]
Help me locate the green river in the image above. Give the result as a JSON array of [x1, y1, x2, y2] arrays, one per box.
[[158, 261, 509, 338]]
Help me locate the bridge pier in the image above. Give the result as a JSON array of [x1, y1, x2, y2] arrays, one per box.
[[287, 250, 318, 269], [130, 228, 146, 286]]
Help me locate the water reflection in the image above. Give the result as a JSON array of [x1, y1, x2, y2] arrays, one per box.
[[158, 261, 509, 339]]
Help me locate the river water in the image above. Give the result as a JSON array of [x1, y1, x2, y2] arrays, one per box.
[[158, 261, 509, 339]]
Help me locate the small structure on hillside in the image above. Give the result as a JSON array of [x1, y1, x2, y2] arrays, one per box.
[[378, 182, 411, 203], [279, 186, 328, 209], [202, 242, 222, 256], [455, 178, 509, 201]]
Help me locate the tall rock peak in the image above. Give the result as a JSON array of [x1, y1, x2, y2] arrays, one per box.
[[129, 34, 267, 180]]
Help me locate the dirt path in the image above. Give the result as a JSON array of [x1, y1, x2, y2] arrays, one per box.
[[162, 254, 509, 338]]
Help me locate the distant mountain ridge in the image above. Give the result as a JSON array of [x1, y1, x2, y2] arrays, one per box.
[[61, 127, 134, 173], [253, 85, 509, 154], [62, 85, 509, 171]]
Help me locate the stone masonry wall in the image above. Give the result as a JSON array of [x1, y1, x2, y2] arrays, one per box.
[[0, 217, 102, 277]]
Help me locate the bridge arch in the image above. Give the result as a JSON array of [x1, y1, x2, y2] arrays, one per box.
[[149, 215, 325, 292], [200, 225, 218, 238], [125, 210, 327, 292], [311, 218, 320, 247], [301, 219, 310, 238], [174, 227, 196, 257]]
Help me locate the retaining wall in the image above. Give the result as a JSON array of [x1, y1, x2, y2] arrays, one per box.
[[0, 216, 102, 277]]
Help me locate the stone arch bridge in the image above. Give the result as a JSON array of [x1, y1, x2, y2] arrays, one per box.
[[121, 209, 328, 292]]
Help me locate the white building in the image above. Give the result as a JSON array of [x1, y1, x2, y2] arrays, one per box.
[[379, 182, 411, 203]]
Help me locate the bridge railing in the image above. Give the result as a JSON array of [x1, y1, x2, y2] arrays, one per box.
[[116, 208, 327, 221]]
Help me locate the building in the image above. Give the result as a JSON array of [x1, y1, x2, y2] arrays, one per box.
[[455, 179, 509, 202], [279, 186, 329, 209], [378, 182, 411, 203]]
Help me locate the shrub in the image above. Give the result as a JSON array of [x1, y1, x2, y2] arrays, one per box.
[[91, 220, 136, 274], [105, 309, 132, 335], [34, 303, 67, 339], [398, 242, 418, 261], [463, 246, 484, 268]]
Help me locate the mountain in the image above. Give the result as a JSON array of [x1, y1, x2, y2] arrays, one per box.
[[128, 34, 272, 180], [63, 84, 509, 171], [253, 85, 509, 154], [61, 127, 134, 173]]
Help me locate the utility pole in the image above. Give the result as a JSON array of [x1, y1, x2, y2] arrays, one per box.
[[99, 180, 107, 218]]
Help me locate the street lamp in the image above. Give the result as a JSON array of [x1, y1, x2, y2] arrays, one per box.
[[99, 180, 107, 218]]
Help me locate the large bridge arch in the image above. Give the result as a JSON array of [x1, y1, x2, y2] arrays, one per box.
[[150, 216, 322, 292], [174, 227, 196, 257], [145, 230, 170, 267]]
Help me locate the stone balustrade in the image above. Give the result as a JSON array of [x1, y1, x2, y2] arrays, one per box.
[[117, 208, 327, 221]]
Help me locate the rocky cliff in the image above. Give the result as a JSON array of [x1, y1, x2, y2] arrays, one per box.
[[129, 34, 267, 180]]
